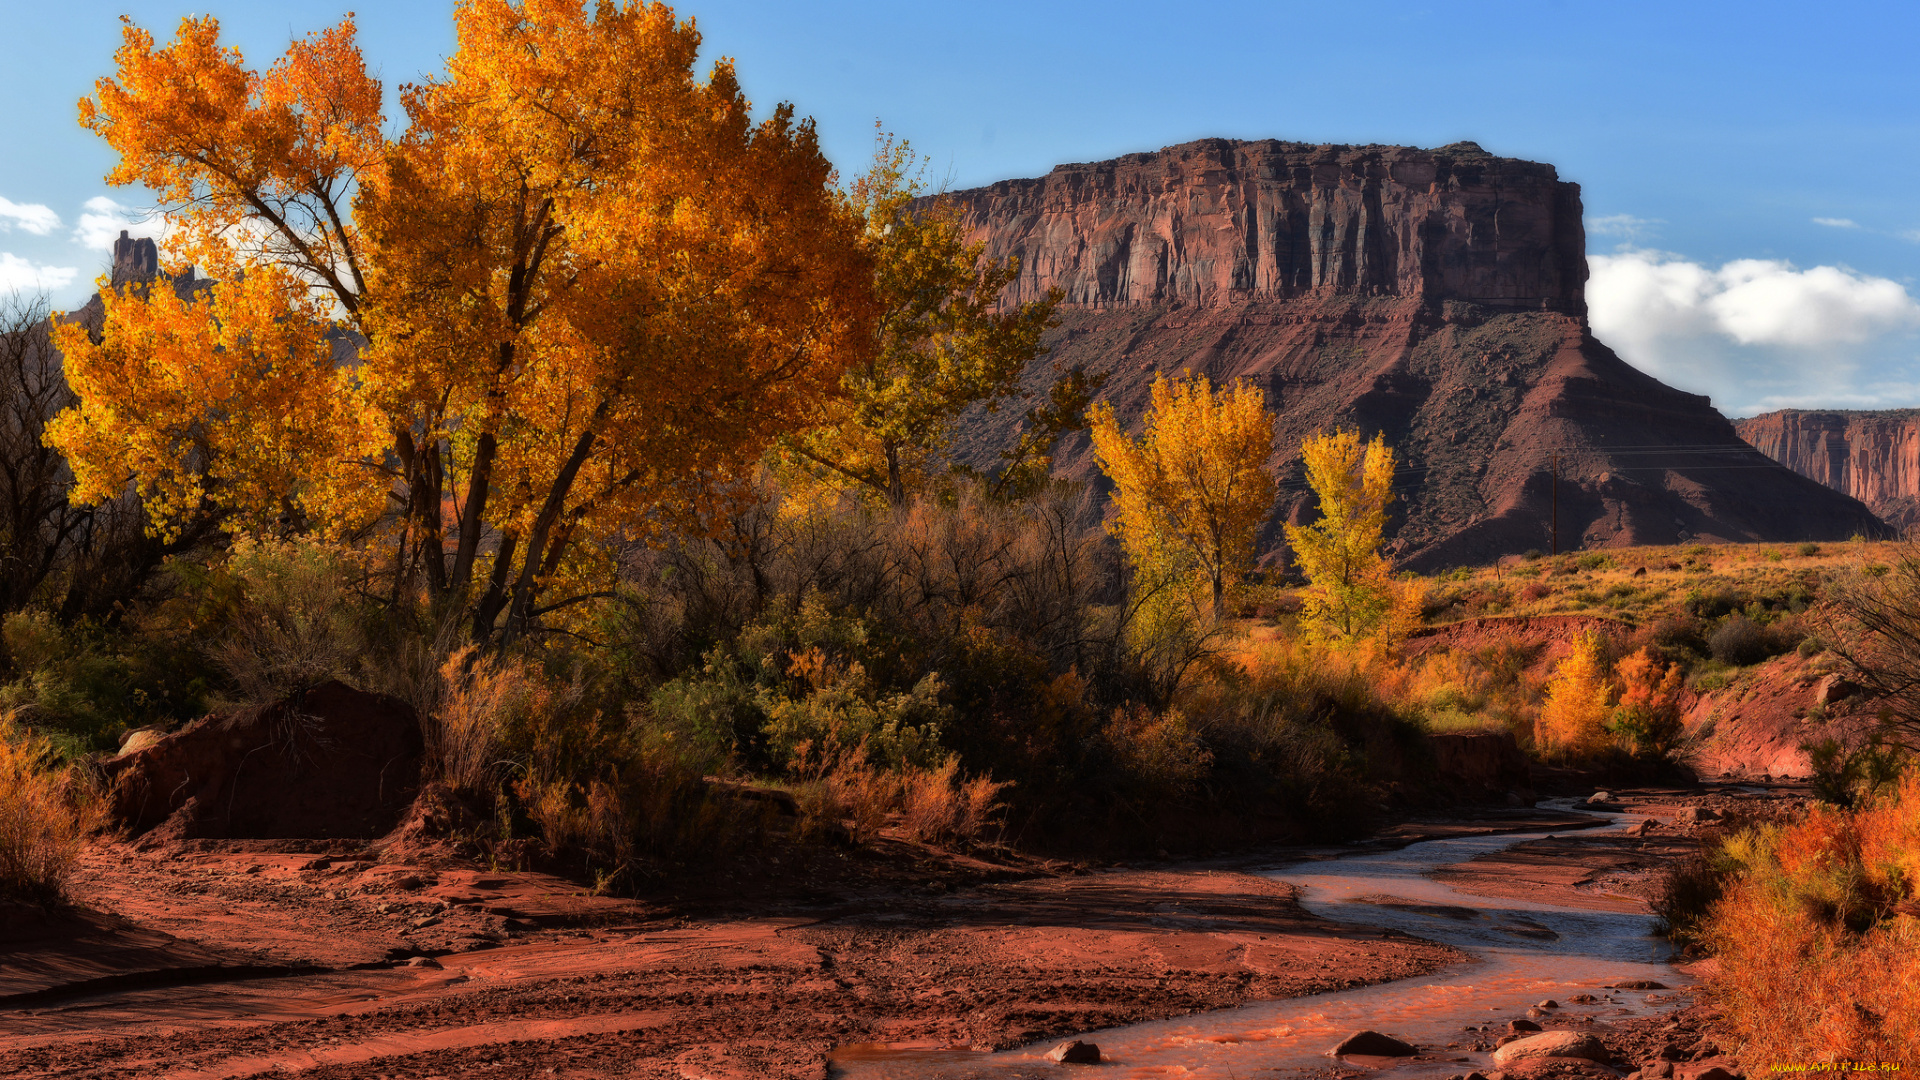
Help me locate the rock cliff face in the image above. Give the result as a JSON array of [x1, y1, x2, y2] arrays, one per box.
[[1735, 410, 1920, 532], [942, 139, 1884, 566], [952, 139, 1586, 313]]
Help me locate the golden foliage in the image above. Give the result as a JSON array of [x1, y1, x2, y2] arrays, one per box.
[[49, 265, 381, 539], [1090, 372, 1277, 617], [1285, 429, 1412, 646], [59, 1, 874, 640], [785, 134, 1060, 505], [1534, 631, 1613, 756], [1707, 773, 1920, 1064]]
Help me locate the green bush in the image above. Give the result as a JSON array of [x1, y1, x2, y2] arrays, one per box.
[[1709, 615, 1770, 666], [0, 612, 209, 756]]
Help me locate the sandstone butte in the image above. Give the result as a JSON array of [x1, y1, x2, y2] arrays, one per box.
[[1735, 409, 1920, 533], [937, 138, 1885, 569]]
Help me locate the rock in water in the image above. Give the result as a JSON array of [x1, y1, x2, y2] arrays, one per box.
[[1330, 1030, 1419, 1057], [1047, 1040, 1101, 1064], [938, 139, 1884, 566], [1509, 1019, 1542, 1033], [1493, 1031, 1609, 1067]]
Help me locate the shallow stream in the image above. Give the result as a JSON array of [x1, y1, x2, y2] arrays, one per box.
[[834, 800, 1686, 1080]]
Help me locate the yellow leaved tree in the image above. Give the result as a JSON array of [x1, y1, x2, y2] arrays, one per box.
[[1089, 372, 1277, 617], [1536, 631, 1614, 757], [52, 0, 874, 641], [784, 135, 1063, 506], [1284, 429, 1413, 646]]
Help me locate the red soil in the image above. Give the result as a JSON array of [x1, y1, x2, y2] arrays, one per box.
[[1, 837, 1465, 1078]]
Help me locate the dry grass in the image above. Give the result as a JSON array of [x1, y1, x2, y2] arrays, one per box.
[[0, 715, 104, 904], [786, 749, 1009, 848], [1419, 539, 1890, 626], [1707, 770, 1920, 1065], [427, 645, 523, 795], [899, 756, 1010, 846]]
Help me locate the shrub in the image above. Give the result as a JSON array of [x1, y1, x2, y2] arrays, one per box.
[[1705, 775, 1920, 1064], [1799, 542, 1822, 557], [1102, 703, 1213, 794], [899, 756, 1010, 846], [206, 537, 380, 704], [0, 716, 104, 904], [1610, 647, 1684, 755], [1709, 615, 1770, 666], [0, 611, 209, 755], [1652, 851, 1729, 943], [427, 645, 525, 796], [1805, 734, 1907, 809]]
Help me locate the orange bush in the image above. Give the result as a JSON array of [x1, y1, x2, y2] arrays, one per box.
[[1610, 646, 1684, 754], [1707, 772, 1920, 1065], [0, 717, 104, 903]]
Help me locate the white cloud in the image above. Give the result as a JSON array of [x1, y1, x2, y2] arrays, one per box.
[[72, 195, 173, 253], [1589, 248, 1920, 415], [0, 252, 79, 295], [0, 196, 59, 236], [1812, 217, 1860, 229], [1587, 213, 1662, 242]]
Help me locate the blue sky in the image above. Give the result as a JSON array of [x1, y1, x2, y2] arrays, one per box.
[[2, 0, 1917, 416]]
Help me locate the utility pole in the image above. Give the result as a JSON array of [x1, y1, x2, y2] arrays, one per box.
[[1550, 451, 1559, 556]]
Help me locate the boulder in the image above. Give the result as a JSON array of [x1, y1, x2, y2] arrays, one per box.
[[1047, 1040, 1101, 1064], [1330, 1030, 1418, 1057], [102, 681, 422, 840], [1675, 807, 1722, 824], [1814, 675, 1861, 708], [1587, 791, 1613, 804], [1493, 1031, 1609, 1067], [1611, 980, 1667, 990], [1509, 1019, 1542, 1033]]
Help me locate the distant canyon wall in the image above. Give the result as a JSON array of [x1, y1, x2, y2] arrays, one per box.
[[946, 139, 1586, 312], [1735, 410, 1920, 532]]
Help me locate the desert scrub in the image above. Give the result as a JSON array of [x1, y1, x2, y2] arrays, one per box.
[[0, 716, 105, 904], [1703, 772, 1920, 1064]]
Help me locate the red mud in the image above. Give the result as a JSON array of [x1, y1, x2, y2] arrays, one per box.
[[0, 838, 1464, 1079]]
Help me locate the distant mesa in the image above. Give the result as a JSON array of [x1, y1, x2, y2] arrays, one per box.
[[938, 138, 1883, 566]]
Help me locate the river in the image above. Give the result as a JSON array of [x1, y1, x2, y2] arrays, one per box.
[[833, 799, 1685, 1079]]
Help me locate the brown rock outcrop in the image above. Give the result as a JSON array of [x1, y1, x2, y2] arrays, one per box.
[[940, 139, 1884, 567], [1734, 409, 1920, 532], [102, 681, 422, 840]]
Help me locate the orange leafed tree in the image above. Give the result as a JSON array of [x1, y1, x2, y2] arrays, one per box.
[[53, 1, 873, 640]]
